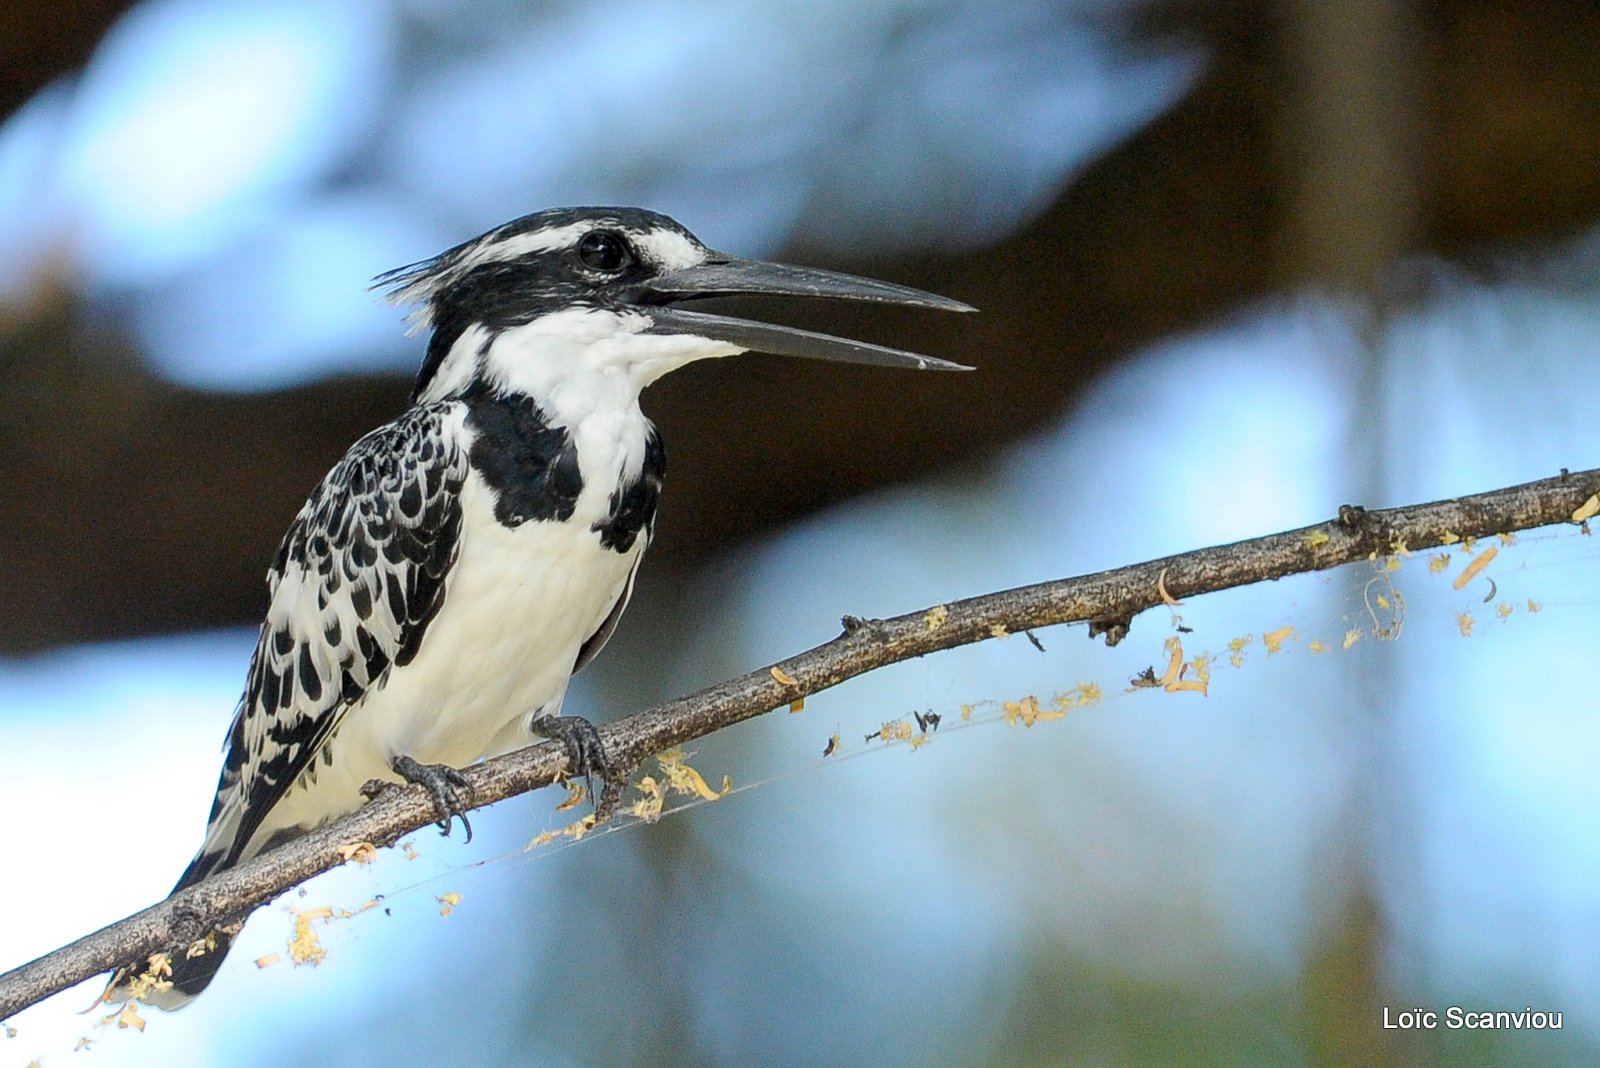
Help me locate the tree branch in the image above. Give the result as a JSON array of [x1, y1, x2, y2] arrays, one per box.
[[4, 467, 1596, 1019]]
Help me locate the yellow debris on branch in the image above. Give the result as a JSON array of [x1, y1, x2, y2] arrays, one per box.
[[924, 604, 949, 631], [568, 812, 604, 841], [1153, 637, 1207, 695], [338, 900, 382, 920], [988, 623, 1009, 639], [555, 779, 588, 812], [117, 952, 175, 1004], [657, 749, 731, 801], [1262, 626, 1294, 654], [1003, 695, 1066, 727], [336, 841, 377, 865], [1227, 635, 1251, 669], [629, 775, 666, 822], [1158, 638, 1184, 686], [1305, 529, 1330, 549], [521, 810, 602, 848], [288, 906, 335, 967], [770, 665, 798, 686], [1163, 673, 1202, 696], [1156, 568, 1184, 606], [1572, 493, 1600, 523], [1054, 683, 1102, 710], [871, 719, 915, 743], [1452, 544, 1498, 590], [184, 932, 217, 961]]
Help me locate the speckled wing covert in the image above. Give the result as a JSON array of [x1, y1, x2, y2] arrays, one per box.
[[189, 401, 469, 884], [107, 402, 470, 1006]]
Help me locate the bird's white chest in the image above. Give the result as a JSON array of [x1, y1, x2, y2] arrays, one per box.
[[401, 473, 640, 745]]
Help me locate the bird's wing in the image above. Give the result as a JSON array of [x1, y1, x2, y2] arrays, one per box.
[[572, 557, 639, 676], [181, 403, 469, 887]]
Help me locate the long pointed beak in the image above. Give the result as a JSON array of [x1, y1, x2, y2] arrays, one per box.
[[640, 255, 975, 371]]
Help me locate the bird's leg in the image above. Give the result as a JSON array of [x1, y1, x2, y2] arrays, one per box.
[[392, 754, 474, 842], [530, 714, 615, 810]]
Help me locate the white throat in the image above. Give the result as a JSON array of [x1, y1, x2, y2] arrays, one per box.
[[419, 307, 744, 419]]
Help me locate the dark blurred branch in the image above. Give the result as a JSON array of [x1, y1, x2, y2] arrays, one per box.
[[8, 4, 1600, 652], [10, 3, 1600, 653], [3, 466, 1597, 1020]]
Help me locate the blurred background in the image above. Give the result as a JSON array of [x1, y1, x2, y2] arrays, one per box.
[[3, 0, 1600, 1064]]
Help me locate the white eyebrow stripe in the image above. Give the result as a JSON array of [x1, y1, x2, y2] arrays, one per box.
[[454, 221, 595, 273], [459, 221, 707, 275]]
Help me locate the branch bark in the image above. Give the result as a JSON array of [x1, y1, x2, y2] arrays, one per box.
[[3, 467, 1596, 1020]]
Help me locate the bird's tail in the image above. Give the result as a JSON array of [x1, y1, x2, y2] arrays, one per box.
[[100, 848, 237, 1011]]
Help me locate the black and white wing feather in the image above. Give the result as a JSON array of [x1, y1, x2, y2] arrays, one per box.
[[181, 402, 468, 888]]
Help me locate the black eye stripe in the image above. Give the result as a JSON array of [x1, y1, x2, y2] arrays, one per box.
[[577, 230, 631, 273]]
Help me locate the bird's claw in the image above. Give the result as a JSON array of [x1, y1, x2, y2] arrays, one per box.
[[531, 714, 613, 806], [392, 754, 474, 842]]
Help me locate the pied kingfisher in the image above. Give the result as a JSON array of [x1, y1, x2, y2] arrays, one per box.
[[105, 206, 971, 1007]]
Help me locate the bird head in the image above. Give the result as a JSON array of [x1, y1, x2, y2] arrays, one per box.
[[375, 207, 973, 404]]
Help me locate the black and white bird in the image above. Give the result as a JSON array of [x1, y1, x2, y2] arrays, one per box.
[[105, 206, 971, 1008]]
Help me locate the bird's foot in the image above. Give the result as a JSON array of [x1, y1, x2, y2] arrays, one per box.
[[530, 714, 620, 815], [392, 754, 474, 842]]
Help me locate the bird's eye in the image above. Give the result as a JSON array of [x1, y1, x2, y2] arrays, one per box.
[[577, 230, 631, 273]]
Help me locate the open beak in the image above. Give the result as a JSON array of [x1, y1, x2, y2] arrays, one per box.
[[640, 255, 976, 371]]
